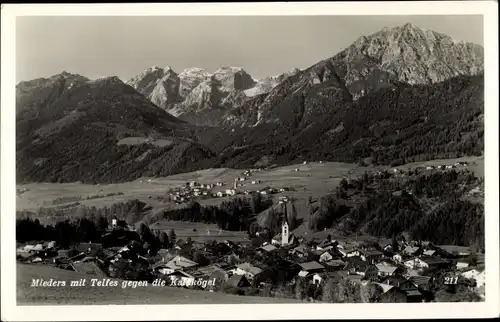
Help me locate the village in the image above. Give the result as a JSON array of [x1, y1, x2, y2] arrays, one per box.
[[15, 158, 485, 303], [165, 167, 290, 205], [16, 195, 485, 303]]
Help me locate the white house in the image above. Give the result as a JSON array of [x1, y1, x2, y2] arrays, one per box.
[[456, 261, 470, 270], [225, 189, 236, 196], [403, 256, 448, 270], [216, 192, 225, 197], [461, 269, 485, 288], [319, 251, 334, 263]]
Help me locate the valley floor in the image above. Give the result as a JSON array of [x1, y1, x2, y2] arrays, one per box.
[[16, 156, 484, 217]]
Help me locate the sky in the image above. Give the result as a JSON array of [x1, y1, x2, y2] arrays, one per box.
[[16, 15, 484, 82]]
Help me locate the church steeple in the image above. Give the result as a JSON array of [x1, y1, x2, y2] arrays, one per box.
[[281, 202, 289, 246]]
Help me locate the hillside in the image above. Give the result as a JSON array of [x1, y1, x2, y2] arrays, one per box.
[[16, 74, 216, 184], [204, 74, 483, 169]]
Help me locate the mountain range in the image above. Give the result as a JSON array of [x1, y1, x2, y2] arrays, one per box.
[[16, 23, 484, 183]]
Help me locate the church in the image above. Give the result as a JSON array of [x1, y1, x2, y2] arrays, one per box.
[[271, 201, 297, 247]]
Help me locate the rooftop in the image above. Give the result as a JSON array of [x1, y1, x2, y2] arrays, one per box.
[[299, 261, 325, 271], [237, 262, 263, 275]]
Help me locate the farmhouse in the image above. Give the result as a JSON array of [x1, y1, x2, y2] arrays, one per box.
[[344, 256, 368, 275], [298, 261, 325, 279], [362, 249, 384, 263], [375, 263, 402, 277], [225, 274, 251, 288], [408, 275, 431, 291], [258, 244, 277, 253], [403, 256, 449, 270], [323, 259, 346, 270], [312, 271, 343, 286], [234, 263, 263, 281], [461, 269, 485, 288], [402, 245, 420, 256], [422, 250, 436, 256], [70, 261, 107, 277], [166, 255, 198, 271]]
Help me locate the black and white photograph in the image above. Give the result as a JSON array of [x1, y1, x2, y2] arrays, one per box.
[[1, 2, 499, 321]]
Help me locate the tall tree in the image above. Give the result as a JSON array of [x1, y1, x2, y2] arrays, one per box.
[[167, 228, 176, 248]]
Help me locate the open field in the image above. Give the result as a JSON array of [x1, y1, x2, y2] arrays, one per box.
[[16, 156, 483, 219], [17, 264, 298, 305], [148, 221, 251, 244]]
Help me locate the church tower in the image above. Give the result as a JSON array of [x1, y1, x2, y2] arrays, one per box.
[[281, 202, 289, 246]]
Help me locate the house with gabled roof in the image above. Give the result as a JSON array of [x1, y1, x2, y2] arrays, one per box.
[[375, 263, 403, 277], [404, 255, 449, 270], [398, 280, 423, 302], [408, 275, 432, 291], [258, 244, 277, 253], [316, 239, 338, 251], [461, 268, 485, 288], [165, 255, 198, 271], [343, 256, 367, 275], [297, 261, 325, 279], [323, 259, 346, 270], [70, 261, 107, 277], [166, 270, 197, 288], [380, 275, 407, 287], [234, 262, 263, 281], [312, 271, 343, 286], [362, 249, 384, 264], [291, 245, 310, 258], [402, 245, 420, 256], [225, 274, 251, 288]]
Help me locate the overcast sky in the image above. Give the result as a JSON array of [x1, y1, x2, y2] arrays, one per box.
[[16, 15, 483, 82]]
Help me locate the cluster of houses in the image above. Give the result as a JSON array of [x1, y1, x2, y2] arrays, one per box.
[[165, 168, 294, 203], [17, 204, 484, 302], [391, 161, 470, 174], [168, 181, 216, 204]]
